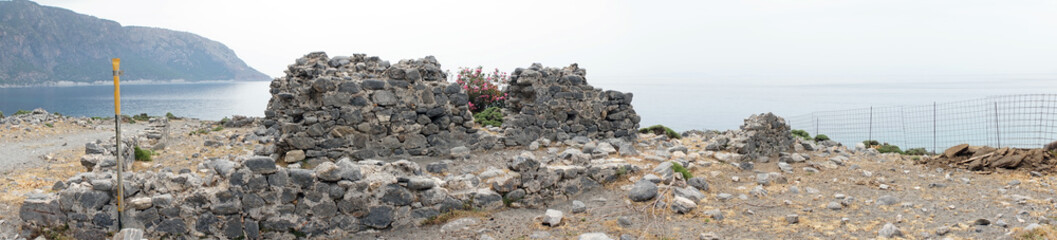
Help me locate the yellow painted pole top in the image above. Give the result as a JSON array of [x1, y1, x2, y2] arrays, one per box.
[[112, 58, 121, 115]]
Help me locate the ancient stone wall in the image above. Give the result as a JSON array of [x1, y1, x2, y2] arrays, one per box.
[[21, 151, 637, 239], [500, 63, 640, 146], [264, 52, 479, 161]]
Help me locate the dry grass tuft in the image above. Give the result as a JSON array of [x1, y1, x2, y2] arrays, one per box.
[[1015, 224, 1057, 240], [421, 209, 493, 226]]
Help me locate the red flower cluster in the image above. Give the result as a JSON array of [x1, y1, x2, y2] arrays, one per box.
[[454, 66, 508, 113]]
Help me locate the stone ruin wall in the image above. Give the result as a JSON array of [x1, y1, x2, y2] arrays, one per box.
[[500, 63, 640, 146], [264, 52, 479, 162], [19, 53, 649, 239], [265, 53, 641, 162], [21, 152, 639, 239]]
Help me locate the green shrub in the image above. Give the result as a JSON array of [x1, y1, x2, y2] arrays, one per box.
[[813, 134, 830, 142], [0, 111, 4, 118], [905, 148, 928, 155], [876, 144, 903, 154], [13, 110, 31, 116], [671, 162, 693, 179], [53, 112, 62, 117], [132, 113, 150, 121], [639, 125, 681, 139], [791, 129, 811, 139], [220, 117, 230, 125], [863, 140, 880, 147], [166, 112, 177, 120], [473, 106, 504, 127], [134, 146, 153, 162], [212, 126, 224, 132], [45, 123, 54, 128], [616, 165, 628, 176]]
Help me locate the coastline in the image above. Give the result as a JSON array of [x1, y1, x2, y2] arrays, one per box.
[[0, 79, 271, 89]]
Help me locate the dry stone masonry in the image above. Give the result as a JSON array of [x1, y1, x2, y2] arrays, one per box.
[[703, 113, 795, 162], [21, 150, 640, 239], [18, 54, 656, 239], [264, 52, 479, 161], [501, 63, 640, 146]]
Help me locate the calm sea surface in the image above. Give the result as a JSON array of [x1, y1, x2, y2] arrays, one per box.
[[2, 79, 1056, 132], [0, 81, 271, 121]]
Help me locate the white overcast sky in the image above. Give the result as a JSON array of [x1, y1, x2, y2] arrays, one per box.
[[34, 0, 1057, 84]]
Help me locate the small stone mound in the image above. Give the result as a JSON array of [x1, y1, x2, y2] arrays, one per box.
[[924, 144, 1056, 173], [703, 113, 794, 161]]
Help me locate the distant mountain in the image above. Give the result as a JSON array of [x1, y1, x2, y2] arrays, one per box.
[[0, 0, 269, 85]]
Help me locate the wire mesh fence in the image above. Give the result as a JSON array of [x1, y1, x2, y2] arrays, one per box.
[[787, 94, 1057, 153]]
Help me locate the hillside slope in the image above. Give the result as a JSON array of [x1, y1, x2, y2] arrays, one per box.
[[0, 0, 269, 85]]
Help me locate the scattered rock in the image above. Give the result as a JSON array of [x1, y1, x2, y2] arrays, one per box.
[[687, 177, 709, 192], [699, 232, 721, 240], [571, 201, 587, 214], [671, 196, 697, 214], [440, 218, 478, 233], [827, 202, 842, 210], [703, 209, 724, 221], [935, 226, 950, 236], [877, 195, 899, 206], [618, 216, 633, 227], [716, 193, 734, 202], [542, 209, 563, 227], [579, 233, 613, 240], [628, 180, 658, 202], [878, 223, 903, 238]]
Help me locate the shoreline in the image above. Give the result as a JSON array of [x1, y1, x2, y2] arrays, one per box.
[[0, 79, 270, 89]]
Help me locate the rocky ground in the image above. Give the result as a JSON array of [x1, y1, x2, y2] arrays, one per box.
[[363, 136, 1057, 240], [0, 111, 257, 239], [2, 110, 1056, 240]]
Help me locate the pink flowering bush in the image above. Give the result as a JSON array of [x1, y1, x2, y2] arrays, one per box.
[[454, 66, 509, 113]]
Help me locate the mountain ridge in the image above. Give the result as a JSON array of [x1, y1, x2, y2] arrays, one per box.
[[0, 0, 269, 85]]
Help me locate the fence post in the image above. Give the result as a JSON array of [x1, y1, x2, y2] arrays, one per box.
[[995, 102, 1000, 148], [814, 115, 818, 137], [933, 102, 936, 154], [869, 106, 873, 142], [900, 106, 907, 148]]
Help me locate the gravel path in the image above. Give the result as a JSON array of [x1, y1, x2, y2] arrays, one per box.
[[0, 123, 146, 175]]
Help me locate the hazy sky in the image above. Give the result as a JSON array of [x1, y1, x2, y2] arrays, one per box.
[[34, 0, 1057, 84]]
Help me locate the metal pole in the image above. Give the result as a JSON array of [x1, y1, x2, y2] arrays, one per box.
[[933, 102, 936, 154], [869, 106, 873, 142], [995, 102, 1000, 148], [900, 106, 907, 149], [112, 58, 124, 229]]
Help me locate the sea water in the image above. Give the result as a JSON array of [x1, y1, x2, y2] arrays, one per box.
[[2, 79, 1056, 133]]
